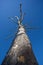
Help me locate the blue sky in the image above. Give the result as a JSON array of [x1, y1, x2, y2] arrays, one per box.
[[0, 0, 43, 65]]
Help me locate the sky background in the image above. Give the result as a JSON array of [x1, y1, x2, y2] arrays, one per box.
[[0, 0, 43, 65]]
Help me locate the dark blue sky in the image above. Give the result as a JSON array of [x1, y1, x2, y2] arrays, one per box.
[[0, 0, 43, 65]]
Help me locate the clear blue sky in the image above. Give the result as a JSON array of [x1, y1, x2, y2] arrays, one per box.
[[0, 0, 43, 65]]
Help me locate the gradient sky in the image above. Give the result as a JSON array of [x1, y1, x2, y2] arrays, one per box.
[[0, 0, 43, 65]]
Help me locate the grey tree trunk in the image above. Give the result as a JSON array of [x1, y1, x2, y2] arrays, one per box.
[[1, 32, 38, 65]]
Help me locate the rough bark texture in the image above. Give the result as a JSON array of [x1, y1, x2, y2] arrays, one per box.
[[1, 26, 38, 65]]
